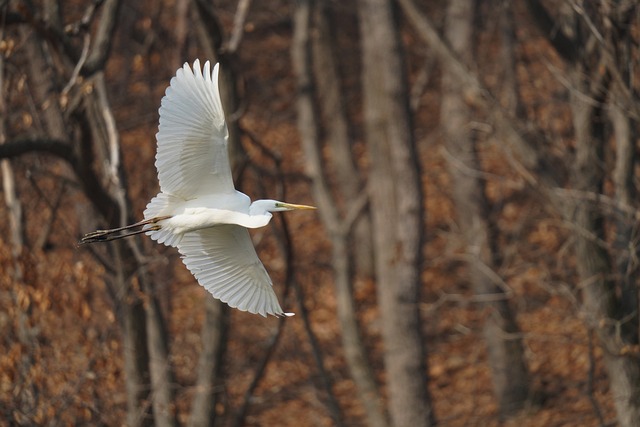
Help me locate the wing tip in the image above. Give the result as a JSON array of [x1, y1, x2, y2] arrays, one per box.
[[187, 58, 200, 73], [223, 300, 293, 318], [182, 59, 218, 80], [235, 298, 292, 318], [205, 285, 288, 318]]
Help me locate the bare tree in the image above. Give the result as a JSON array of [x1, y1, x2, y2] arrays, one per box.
[[441, 0, 530, 417], [358, 0, 435, 425], [0, 1, 180, 425], [188, 299, 227, 427], [311, 0, 373, 278], [292, 1, 384, 426], [1, 19, 23, 275], [523, 3, 640, 425]]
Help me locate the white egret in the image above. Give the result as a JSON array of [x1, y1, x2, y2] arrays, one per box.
[[81, 60, 315, 317]]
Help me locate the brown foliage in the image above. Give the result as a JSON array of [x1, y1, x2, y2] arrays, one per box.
[[1, 0, 637, 426]]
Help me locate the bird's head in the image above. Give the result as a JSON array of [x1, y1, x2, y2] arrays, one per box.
[[250, 199, 316, 215]]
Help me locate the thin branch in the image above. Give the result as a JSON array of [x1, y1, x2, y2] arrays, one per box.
[[64, 0, 106, 36], [447, 254, 515, 299], [0, 18, 24, 258], [240, 128, 311, 184], [552, 187, 640, 222], [397, 0, 561, 188], [236, 77, 343, 425], [241, 126, 283, 165], [231, 220, 294, 427], [337, 188, 369, 236], [81, 0, 121, 76], [74, 110, 120, 224], [586, 329, 607, 427], [224, 0, 251, 54], [291, 278, 345, 426], [193, 0, 224, 52], [231, 314, 289, 427], [29, 177, 66, 250], [62, 33, 90, 97], [231, 86, 298, 427], [0, 138, 75, 162], [410, 56, 435, 111], [279, 189, 343, 425], [92, 72, 125, 225]]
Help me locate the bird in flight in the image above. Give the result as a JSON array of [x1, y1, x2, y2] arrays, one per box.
[[81, 60, 315, 317]]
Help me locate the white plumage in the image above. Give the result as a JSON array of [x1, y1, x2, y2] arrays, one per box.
[[81, 60, 315, 317]]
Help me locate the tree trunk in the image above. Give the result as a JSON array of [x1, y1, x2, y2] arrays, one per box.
[[0, 52, 23, 268], [81, 76, 159, 426], [18, 12, 158, 424], [358, 0, 434, 425], [188, 298, 227, 427], [189, 7, 249, 425], [442, 0, 530, 417], [293, 2, 386, 426], [109, 241, 154, 427], [610, 96, 639, 339], [522, 3, 640, 424], [142, 272, 177, 427], [609, 35, 639, 342], [570, 72, 640, 427], [311, 1, 373, 277]]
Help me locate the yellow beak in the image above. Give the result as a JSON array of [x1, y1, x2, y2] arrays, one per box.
[[277, 202, 317, 210]]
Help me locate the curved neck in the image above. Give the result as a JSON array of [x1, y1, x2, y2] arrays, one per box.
[[242, 211, 273, 228]]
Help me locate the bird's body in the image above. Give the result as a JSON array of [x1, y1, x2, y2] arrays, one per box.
[[145, 192, 262, 240], [81, 60, 314, 317]]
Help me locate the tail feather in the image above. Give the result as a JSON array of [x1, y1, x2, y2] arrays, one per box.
[[144, 192, 185, 247], [144, 192, 182, 220], [148, 227, 182, 247]]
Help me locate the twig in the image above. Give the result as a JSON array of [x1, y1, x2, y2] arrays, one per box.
[[0, 137, 74, 161], [241, 126, 283, 165], [409, 55, 435, 111], [232, 115, 293, 427], [231, 221, 293, 427], [81, 0, 121, 76], [28, 177, 66, 250], [64, 0, 106, 35], [397, 0, 561, 187], [337, 188, 369, 236], [241, 126, 311, 184], [62, 33, 90, 97], [225, 0, 251, 54], [448, 253, 515, 298], [552, 187, 640, 221], [0, 25, 24, 259], [440, 144, 528, 189], [237, 109, 344, 425], [586, 329, 607, 426], [281, 213, 344, 426]]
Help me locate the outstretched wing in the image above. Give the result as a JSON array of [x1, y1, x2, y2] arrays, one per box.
[[177, 226, 286, 317], [155, 60, 234, 199]]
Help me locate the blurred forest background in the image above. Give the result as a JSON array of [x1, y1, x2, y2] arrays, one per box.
[[1, 0, 640, 426]]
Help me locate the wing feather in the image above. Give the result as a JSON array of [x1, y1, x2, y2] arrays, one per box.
[[178, 226, 285, 317], [155, 60, 234, 198]]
